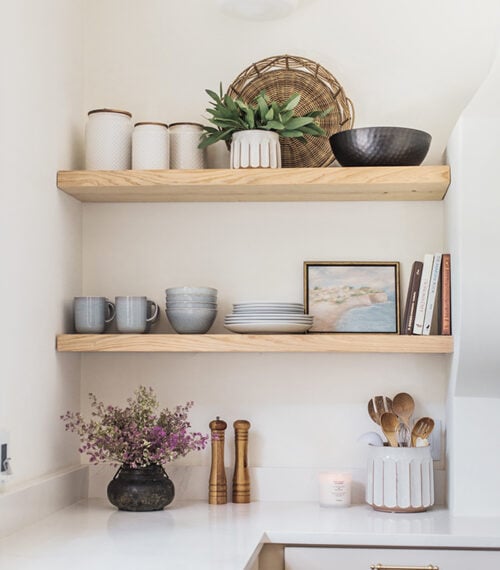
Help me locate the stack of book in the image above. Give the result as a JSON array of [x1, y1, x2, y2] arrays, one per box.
[[401, 253, 451, 335]]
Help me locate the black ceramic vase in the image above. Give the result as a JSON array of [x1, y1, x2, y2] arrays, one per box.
[[107, 464, 175, 511]]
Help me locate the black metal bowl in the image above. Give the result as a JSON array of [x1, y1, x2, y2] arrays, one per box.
[[329, 127, 431, 167]]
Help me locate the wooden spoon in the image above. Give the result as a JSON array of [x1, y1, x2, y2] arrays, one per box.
[[380, 412, 399, 447], [392, 392, 415, 427], [411, 417, 435, 447], [368, 396, 393, 425]]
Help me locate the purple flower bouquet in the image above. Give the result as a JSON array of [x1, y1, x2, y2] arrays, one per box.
[[61, 386, 208, 468]]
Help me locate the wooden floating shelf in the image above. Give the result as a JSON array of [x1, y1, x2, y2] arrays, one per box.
[[56, 334, 453, 354], [57, 166, 450, 203]]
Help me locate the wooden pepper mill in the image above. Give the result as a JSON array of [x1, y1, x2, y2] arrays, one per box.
[[232, 419, 251, 503], [209, 417, 227, 505]]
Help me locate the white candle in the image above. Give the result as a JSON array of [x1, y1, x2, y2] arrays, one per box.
[[319, 471, 352, 507]]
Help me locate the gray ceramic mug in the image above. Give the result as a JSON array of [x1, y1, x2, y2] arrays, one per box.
[[115, 296, 159, 333], [74, 296, 115, 333]]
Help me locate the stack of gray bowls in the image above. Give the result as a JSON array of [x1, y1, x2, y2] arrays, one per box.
[[165, 287, 218, 334]]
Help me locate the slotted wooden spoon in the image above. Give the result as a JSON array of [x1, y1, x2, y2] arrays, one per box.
[[367, 396, 393, 425], [411, 417, 435, 447]]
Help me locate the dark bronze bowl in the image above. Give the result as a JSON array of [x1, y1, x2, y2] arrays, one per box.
[[329, 127, 431, 167]]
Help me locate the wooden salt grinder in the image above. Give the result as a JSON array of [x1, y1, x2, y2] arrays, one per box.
[[209, 417, 227, 504], [232, 419, 251, 503]]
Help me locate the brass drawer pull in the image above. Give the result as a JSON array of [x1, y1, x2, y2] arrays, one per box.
[[370, 565, 439, 570]]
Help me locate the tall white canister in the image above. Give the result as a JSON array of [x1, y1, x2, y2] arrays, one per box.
[[85, 108, 132, 170], [169, 122, 207, 169], [132, 122, 169, 170]]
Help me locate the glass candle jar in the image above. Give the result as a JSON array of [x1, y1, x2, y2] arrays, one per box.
[[132, 122, 169, 170], [85, 108, 132, 170], [169, 122, 207, 169], [319, 471, 352, 507]]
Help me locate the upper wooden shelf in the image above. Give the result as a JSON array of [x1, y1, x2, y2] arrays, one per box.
[[56, 333, 453, 354], [57, 166, 450, 203]]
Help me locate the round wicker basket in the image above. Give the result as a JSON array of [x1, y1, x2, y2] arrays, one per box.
[[227, 54, 354, 168]]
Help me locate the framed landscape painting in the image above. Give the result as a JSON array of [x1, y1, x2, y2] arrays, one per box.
[[304, 261, 400, 333]]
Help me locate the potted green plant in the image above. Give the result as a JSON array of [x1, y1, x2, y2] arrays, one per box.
[[199, 85, 330, 168], [61, 386, 208, 511]]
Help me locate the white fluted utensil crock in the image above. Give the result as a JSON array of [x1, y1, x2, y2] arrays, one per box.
[[230, 130, 281, 169], [366, 444, 434, 513]]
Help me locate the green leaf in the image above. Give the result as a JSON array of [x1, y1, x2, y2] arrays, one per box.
[[265, 107, 274, 121], [303, 107, 332, 119], [206, 89, 221, 104], [281, 93, 301, 112], [224, 94, 238, 113], [256, 96, 269, 122], [265, 120, 285, 131], [283, 116, 315, 130], [279, 110, 294, 124], [299, 125, 326, 136], [280, 129, 306, 138], [210, 119, 245, 129], [198, 128, 234, 149], [244, 107, 255, 129], [202, 126, 219, 134], [235, 99, 249, 112]]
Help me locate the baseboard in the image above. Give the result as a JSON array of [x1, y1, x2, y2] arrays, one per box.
[[0, 465, 88, 538]]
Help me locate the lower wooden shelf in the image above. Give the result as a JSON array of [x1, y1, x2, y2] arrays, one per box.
[[56, 334, 453, 353]]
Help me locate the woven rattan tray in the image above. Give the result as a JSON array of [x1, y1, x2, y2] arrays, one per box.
[[227, 54, 354, 168]]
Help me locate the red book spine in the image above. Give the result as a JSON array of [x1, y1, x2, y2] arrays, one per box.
[[439, 254, 451, 335]]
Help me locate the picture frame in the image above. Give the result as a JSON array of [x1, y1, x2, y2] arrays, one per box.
[[304, 261, 400, 333]]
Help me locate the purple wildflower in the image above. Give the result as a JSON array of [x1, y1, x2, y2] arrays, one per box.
[[61, 386, 208, 468]]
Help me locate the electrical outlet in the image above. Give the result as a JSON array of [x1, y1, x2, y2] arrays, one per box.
[[0, 430, 10, 474]]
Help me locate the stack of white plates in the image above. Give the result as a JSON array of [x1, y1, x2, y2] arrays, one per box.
[[224, 302, 313, 333]]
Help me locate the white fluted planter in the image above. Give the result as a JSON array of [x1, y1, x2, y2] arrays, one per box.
[[366, 445, 434, 513], [230, 130, 281, 169]]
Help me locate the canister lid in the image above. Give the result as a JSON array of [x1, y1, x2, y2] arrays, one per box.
[[134, 122, 169, 128], [88, 108, 132, 118], [169, 122, 204, 128]]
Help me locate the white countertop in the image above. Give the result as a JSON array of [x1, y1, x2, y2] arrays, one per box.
[[1, 499, 500, 569]]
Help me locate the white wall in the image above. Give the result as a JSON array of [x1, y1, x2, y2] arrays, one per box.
[[0, 1, 84, 486], [77, 1, 498, 501], [0, 0, 497, 510], [84, 0, 500, 164], [81, 201, 448, 490], [446, 43, 500, 515]]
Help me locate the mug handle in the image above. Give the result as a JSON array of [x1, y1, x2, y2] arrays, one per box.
[[146, 300, 159, 323], [105, 300, 116, 323]]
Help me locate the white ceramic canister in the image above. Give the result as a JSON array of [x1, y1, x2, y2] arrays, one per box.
[[366, 444, 434, 513], [169, 122, 207, 169], [85, 108, 132, 170], [132, 122, 169, 169], [230, 129, 281, 169]]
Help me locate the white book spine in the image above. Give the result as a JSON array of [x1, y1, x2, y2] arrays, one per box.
[[412, 253, 434, 335], [422, 253, 442, 335]]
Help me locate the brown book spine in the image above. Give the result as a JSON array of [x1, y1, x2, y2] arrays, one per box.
[[402, 261, 423, 335], [439, 254, 452, 335]]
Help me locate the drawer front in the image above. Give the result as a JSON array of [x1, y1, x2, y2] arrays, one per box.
[[284, 546, 500, 570]]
